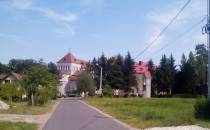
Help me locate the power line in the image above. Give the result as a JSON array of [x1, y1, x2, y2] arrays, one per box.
[[150, 16, 207, 57], [134, 0, 192, 60]]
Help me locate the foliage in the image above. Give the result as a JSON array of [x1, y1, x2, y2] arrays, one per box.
[[8, 59, 38, 74], [77, 71, 96, 96], [0, 63, 10, 73], [155, 54, 176, 95], [88, 52, 136, 93], [24, 65, 57, 105], [102, 84, 113, 97], [107, 64, 124, 89], [0, 82, 25, 102], [194, 98, 210, 119], [174, 53, 197, 95], [48, 62, 59, 75], [123, 52, 137, 91]]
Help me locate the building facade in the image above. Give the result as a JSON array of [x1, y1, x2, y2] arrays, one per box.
[[134, 61, 155, 98], [57, 53, 86, 96]]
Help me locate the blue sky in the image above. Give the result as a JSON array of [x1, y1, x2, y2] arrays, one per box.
[[0, 0, 207, 65]]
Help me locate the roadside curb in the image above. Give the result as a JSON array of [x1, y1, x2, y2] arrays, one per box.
[[38, 100, 60, 130], [80, 100, 135, 130]]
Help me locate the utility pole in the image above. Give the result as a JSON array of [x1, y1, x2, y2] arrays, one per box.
[[207, 0, 210, 99], [99, 67, 103, 92]]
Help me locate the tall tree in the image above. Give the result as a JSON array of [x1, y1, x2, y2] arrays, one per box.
[[98, 53, 108, 86], [147, 59, 156, 96], [8, 59, 38, 74], [174, 52, 196, 95], [168, 54, 176, 94], [195, 44, 208, 96], [0, 62, 10, 73], [107, 64, 124, 89], [180, 53, 187, 68], [155, 55, 175, 95], [48, 62, 59, 75], [124, 52, 137, 92]]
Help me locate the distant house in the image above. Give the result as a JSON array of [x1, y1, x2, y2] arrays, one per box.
[[57, 53, 86, 96], [133, 61, 156, 98], [0, 72, 22, 84]]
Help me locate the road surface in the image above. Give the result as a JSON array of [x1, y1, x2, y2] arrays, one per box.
[[43, 98, 130, 130]]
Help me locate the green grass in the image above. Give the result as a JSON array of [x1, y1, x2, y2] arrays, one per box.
[[85, 98, 210, 129], [0, 121, 37, 130], [0, 101, 55, 115]]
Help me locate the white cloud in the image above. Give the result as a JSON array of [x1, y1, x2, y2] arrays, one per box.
[[55, 24, 76, 37], [11, 0, 78, 23], [10, 0, 78, 37]]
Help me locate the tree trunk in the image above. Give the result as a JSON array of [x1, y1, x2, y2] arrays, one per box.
[[31, 93, 34, 106]]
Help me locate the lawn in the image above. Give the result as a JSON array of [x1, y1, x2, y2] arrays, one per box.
[[0, 100, 55, 115], [85, 98, 210, 129], [0, 121, 37, 130]]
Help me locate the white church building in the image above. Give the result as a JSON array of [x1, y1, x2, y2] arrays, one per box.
[[57, 53, 86, 96]]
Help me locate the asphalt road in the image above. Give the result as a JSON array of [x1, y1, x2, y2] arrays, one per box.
[[43, 98, 130, 130]]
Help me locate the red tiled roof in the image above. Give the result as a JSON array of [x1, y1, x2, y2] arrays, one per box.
[[134, 61, 156, 79], [57, 53, 87, 64]]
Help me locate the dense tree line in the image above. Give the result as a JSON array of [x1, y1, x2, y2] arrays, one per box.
[[0, 59, 59, 105], [151, 44, 208, 97], [87, 52, 137, 93]]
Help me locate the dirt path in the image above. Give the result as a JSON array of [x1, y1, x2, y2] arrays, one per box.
[[0, 100, 60, 130]]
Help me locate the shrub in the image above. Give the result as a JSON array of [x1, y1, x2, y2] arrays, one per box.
[[0, 82, 25, 102], [103, 84, 113, 97], [194, 98, 210, 119], [77, 72, 96, 96]]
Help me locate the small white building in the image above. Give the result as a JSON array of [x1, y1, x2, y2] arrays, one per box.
[[57, 53, 86, 96]]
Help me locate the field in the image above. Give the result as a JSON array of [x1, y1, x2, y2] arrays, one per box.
[[0, 100, 55, 115], [85, 98, 210, 129], [0, 121, 37, 130]]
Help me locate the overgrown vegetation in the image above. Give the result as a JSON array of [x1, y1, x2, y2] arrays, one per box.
[[194, 98, 210, 120], [0, 59, 58, 106], [77, 71, 96, 96]]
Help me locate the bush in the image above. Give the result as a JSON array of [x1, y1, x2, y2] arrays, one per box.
[[103, 84, 113, 97], [77, 72, 96, 96], [0, 82, 25, 102], [194, 98, 210, 119]]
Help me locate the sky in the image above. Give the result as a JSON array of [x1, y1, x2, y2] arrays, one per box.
[[0, 0, 207, 65]]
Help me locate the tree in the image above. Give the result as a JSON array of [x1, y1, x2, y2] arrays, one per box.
[[169, 54, 176, 94], [148, 59, 155, 76], [194, 44, 208, 96], [8, 59, 38, 74], [0, 62, 10, 73], [147, 59, 156, 96], [48, 62, 59, 75], [124, 52, 137, 92], [24, 65, 57, 106], [77, 71, 96, 96], [174, 52, 196, 95], [180, 53, 187, 67], [98, 53, 108, 86], [107, 64, 124, 89], [155, 55, 176, 95]]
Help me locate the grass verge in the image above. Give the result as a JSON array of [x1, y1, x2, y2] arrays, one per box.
[[0, 100, 55, 115], [0, 121, 37, 130], [85, 97, 210, 129]]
